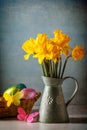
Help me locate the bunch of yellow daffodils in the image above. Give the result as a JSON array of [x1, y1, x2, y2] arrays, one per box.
[[22, 30, 84, 78]]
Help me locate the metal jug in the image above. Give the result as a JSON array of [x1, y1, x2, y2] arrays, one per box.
[[39, 76, 79, 123]]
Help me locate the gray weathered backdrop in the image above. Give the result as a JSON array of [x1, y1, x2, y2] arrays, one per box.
[[0, 0, 87, 106]]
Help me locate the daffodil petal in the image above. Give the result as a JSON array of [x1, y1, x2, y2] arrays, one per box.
[[24, 54, 30, 60]]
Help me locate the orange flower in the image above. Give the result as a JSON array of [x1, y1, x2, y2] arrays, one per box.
[[72, 45, 85, 60]]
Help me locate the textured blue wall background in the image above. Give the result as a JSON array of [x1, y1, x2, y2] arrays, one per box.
[[0, 0, 87, 105]]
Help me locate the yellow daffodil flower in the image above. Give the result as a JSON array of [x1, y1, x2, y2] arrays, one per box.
[[72, 45, 85, 60], [22, 38, 35, 60]]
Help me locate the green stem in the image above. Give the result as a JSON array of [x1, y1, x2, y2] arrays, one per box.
[[42, 61, 48, 77], [55, 61, 58, 78], [52, 61, 55, 77], [52, 61, 58, 78], [41, 64, 45, 76], [45, 60, 50, 77], [49, 60, 53, 77], [58, 57, 62, 78], [60, 55, 71, 78]]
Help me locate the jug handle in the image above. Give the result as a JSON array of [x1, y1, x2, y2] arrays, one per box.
[[63, 76, 79, 106]]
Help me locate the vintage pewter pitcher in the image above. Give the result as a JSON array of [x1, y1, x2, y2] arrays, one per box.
[[39, 76, 79, 123]]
